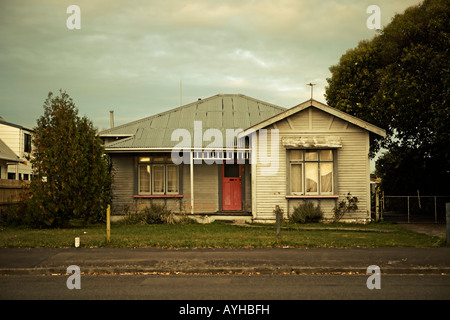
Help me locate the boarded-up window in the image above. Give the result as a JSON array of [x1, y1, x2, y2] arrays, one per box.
[[289, 149, 334, 195]]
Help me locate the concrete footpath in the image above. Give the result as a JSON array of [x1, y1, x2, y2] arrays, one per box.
[[1, 247, 450, 275]]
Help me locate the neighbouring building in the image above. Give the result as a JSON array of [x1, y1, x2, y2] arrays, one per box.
[[0, 118, 34, 180], [100, 94, 385, 223]]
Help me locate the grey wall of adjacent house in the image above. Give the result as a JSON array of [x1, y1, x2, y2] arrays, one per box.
[[110, 154, 135, 214]]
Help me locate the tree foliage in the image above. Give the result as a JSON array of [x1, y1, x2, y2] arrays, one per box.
[[28, 91, 111, 227], [325, 0, 450, 194]]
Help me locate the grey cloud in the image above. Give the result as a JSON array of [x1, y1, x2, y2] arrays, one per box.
[[0, 0, 420, 130]]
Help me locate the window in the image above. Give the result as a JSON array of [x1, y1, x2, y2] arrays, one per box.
[[138, 155, 180, 195], [289, 149, 334, 195], [24, 133, 32, 153], [152, 165, 165, 194], [166, 165, 179, 194], [139, 165, 151, 194]]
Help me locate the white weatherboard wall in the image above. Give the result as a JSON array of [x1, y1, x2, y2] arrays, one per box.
[[0, 124, 21, 155], [0, 123, 33, 179], [253, 106, 372, 223]]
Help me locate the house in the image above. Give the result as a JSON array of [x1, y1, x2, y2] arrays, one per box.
[[100, 94, 385, 223], [0, 138, 29, 211], [0, 118, 34, 180], [0, 138, 24, 180]]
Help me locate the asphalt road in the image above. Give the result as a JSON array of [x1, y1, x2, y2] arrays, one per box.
[[1, 274, 449, 300]]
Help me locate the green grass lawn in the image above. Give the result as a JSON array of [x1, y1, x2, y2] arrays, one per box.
[[0, 221, 444, 248]]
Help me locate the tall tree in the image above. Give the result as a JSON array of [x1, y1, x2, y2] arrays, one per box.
[[325, 0, 450, 195], [29, 91, 111, 227]]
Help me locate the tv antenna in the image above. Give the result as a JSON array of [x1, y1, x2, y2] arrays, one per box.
[[307, 82, 315, 101]]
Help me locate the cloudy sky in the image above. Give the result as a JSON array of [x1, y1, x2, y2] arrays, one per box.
[[0, 0, 420, 131]]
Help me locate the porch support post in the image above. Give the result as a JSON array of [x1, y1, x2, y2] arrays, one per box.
[[190, 150, 194, 215], [251, 132, 257, 220]]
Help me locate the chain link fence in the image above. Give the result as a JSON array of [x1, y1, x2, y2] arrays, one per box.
[[375, 194, 450, 223]]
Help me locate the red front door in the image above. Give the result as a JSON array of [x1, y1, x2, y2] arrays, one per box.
[[222, 164, 242, 211]]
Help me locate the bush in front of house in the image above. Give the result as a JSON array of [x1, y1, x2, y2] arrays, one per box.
[[289, 201, 323, 224], [142, 204, 175, 224], [122, 203, 194, 225], [28, 91, 112, 228]]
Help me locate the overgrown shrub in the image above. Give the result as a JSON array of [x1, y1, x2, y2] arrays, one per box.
[[0, 204, 23, 227], [289, 201, 323, 223], [123, 203, 176, 225], [0, 188, 44, 228]]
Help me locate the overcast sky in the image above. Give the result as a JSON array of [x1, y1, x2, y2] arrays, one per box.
[[0, 0, 420, 131]]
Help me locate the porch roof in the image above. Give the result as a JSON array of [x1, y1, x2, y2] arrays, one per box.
[[0, 138, 22, 163]]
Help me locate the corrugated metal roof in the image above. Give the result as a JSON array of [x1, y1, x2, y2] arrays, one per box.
[[101, 94, 286, 150], [0, 138, 21, 162]]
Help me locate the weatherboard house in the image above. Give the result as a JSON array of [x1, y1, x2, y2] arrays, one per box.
[[100, 94, 385, 223]]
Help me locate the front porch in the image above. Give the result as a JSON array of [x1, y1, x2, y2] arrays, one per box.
[[114, 151, 254, 223]]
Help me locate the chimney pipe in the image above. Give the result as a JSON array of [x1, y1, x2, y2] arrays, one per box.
[[110, 110, 114, 128]]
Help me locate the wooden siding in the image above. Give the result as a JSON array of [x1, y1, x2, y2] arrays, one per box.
[[182, 163, 219, 213], [110, 154, 135, 214], [110, 155, 251, 215], [335, 132, 371, 220], [254, 106, 372, 222], [0, 124, 21, 155], [255, 129, 287, 220], [243, 163, 251, 212]]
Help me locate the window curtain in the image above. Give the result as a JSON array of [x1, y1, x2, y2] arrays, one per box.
[[166, 165, 179, 193], [291, 163, 302, 193], [305, 163, 318, 193], [152, 165, 165, 194], [320, 163, 333, 193], [139, 165, 150, 193]]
